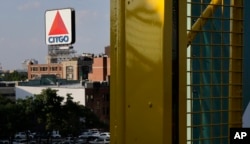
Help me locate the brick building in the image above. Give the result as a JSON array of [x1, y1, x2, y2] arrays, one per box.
[[28, 58, 91, 80], [85, 81, 110, 125], [88, 56, 110, 82], [28, 55, 110, 82], [28, 63, 63, 79]]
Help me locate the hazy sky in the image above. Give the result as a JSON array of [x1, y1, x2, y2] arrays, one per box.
[[0, 0, 110, 70]]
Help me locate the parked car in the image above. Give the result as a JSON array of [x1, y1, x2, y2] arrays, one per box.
[[62, 137, 74, 143], [77, 137, 88, 144], [91, 132, 100, 137], [98, 132, 110, 139], [88, 128, 99, 134], [51, 133, 61, 139], [78, 132, 91, 138], [89, 137, 110, 144], [86, 136, 100, 144], [14, 132, 34, 139], [50, 131, 61, 138]]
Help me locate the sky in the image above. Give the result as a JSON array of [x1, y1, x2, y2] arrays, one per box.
[[0, 0, 110, 70]]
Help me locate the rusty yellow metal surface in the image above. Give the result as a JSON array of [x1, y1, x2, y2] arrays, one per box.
[[111, 0, 187, 144], [110, 0, 126, 144], [178, 1, 187, 144], [229, 0, 243, 129], [125, 0, 171, 144]]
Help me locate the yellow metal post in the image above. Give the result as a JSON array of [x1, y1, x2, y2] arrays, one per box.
[[110, 0, 126, 144], [229, 0, 243, 128], [111, 0, 186, 144], [178, 1, 187, 144]]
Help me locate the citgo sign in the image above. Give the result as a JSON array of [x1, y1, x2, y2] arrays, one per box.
[[45, 8, 75, 45], [48, 36, 69, 43]]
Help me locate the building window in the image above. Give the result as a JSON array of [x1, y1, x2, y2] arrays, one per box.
[[66, 66, 73, 72], [90, 95, 94, 102], [66, 66, 74, 80], [86, 95, 89, 102], [51, 67, 58, 71], [96, 101, 100, 109], [66, 74, 73, 80], [31, 67, 38, 71], [40, 67, 48, 71]]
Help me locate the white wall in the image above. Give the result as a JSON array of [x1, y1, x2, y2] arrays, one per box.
[[15, 86, 85, 105]]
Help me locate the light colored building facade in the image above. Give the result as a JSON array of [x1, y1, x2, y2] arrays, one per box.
[[16, 85, 85, 105], [62, 60, 79, 80]]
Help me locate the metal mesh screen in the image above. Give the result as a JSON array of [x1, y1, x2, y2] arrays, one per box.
[[186, 0, 243, 143]]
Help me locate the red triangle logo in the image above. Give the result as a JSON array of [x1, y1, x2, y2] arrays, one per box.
[[49, 11, 69, 35]]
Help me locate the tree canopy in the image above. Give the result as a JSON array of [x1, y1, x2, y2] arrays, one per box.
[[0, 88, 107, 139], [0, 71, 27, 81]]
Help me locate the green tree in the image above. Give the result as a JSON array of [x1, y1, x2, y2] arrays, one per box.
[[60, 94, 82, 136], [0, 88, 108, 138], [15, 97, 37, 131], [3, 71, 27, 81], [34, 88, 64, 133], [0, 96, 18, 138], [81, 106, 108, 130]]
